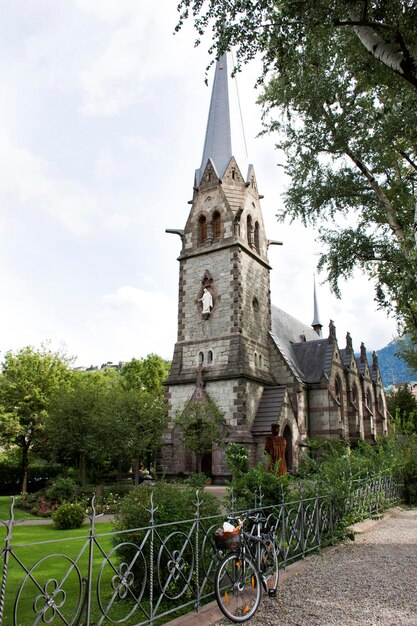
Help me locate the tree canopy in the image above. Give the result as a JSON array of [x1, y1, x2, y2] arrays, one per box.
[[174, 396, 227, 473], [0, 345, 73, 493], [176, 0, 417, 352]]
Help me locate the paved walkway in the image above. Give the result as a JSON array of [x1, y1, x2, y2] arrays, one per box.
[[228, 507, 417, 626], [169, 507, 417, 626]]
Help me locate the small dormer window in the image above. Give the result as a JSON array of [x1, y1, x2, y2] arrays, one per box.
[[213, 211, 221, 240], [199, 216, 207, 243]]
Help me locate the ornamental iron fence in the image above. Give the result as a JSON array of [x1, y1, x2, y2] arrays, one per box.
[[0, 475, 402, 626]]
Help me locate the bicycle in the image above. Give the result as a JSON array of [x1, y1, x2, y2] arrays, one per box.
[[213, 512, 279, 622]]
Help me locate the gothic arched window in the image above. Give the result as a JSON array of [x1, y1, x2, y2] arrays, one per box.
[[335, 376, 342, 403], [212, 211, 221, 240], [254, 221, 260, 253], [208, 350, 213, 364], [199, 215, 207, 243], [198, 351, 204, 364], [247, 215, 253, 247], [352, 383, 358, 406]]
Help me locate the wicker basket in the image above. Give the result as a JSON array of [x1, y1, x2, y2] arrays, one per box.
[[214, 526, 242, 550]]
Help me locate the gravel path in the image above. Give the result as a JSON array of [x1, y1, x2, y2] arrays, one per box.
[[216, 508, 417, 626]]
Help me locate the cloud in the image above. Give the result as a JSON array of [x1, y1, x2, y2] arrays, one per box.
[[0, 131, 100, 237]]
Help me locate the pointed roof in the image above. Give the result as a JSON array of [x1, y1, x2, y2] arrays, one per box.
[[311, 276, 323, 336], [196, 53, 248, 185]]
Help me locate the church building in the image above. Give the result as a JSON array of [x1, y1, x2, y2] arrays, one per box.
[[162, 55, 388, 482]]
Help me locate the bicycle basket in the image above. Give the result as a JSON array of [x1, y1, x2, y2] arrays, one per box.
[[214, 526, 242, 550]]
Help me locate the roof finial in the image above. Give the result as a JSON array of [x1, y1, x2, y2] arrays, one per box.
[[312, 275, 323, 337]]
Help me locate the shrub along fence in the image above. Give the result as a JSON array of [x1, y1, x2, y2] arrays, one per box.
[[0, 475, 402, 626]]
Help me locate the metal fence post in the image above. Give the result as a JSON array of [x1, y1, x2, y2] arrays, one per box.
[[0, 497, 14, 626], [148, 492, 157, 626], [194, 489, 201, 612]]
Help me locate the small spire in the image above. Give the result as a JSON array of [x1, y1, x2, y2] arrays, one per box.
[[311, 276, 323, 337], [196, 53, 248, 185], [346, 332, 353, 352], [328, 319, 336, 343]]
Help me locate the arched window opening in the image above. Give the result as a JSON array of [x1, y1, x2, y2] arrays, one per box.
[[259, 354, 263, 368], [335, 376, 342, 403], [254, 352, 258, 367], [198, 351, 204, 365], [378, 393, 383, 411], [199, 216, 207, 243], [254, 221, 260, 253], [247, 215, 253, 247], [212, 211, 221, 240], [208, 350, 213, 364], [367, 388, 373, 411], [231, 169, 236, 180], [352, 384, 358, 405], [283, 425, 293, 470]]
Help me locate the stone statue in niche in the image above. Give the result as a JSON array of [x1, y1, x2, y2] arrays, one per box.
[[199, 288, 213, 315], [197, 270, 218, 319]]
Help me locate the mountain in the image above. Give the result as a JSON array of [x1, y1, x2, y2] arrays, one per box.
[[369, 340, 417, 388]]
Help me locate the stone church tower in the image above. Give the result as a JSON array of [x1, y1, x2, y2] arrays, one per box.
[[163, 54, 274, 479], [161, 54, 389, 481]]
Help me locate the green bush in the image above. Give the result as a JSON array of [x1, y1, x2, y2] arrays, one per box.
[[45, 476, 78, 501], [185, 472, 208, 489], [228, 461, 290, 510], [52, 502, 85, 529], [225, 443, 249, 480], [113, 481, 221, 596]]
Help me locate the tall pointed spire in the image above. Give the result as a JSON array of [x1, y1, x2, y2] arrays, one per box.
[[196, 53, 247, 185], [312, 276, 323, 337]]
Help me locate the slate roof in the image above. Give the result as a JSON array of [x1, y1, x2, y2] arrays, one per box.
[[270, 305, 330, 383], [251, 386, 287, 435], [339, 348, 353, 369], [356, 356, 368, 377], [292, 339, 334, 383]]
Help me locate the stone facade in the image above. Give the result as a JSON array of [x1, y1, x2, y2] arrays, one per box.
[[160, 54, 389, 482]]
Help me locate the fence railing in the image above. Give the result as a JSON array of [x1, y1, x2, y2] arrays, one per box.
[[0, 475, 402, 626]]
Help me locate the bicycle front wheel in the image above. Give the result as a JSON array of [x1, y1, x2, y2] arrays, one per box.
[[215, 553, 261, 623]]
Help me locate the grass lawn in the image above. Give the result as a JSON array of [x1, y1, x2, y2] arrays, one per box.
[[0, 495, 38, 521], [1, 511, 200, 625]]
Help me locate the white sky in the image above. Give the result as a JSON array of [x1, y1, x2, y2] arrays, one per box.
[[0, 0, 397, 368]]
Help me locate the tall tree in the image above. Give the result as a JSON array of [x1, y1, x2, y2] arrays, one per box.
[[176, 0, 417, 338], [47, 370, 117, 486], [0, 345, 72, 493], [174, 397, 227, 473], [120, 354, 170, 393], [386, 384, 417, 433]]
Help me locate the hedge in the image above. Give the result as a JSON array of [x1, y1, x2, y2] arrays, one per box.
[[0, 462, 63, 495]]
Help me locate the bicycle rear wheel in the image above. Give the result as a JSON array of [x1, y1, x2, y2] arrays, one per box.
[[215, 553, 261, 623], [259, 538, 279, 596]]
